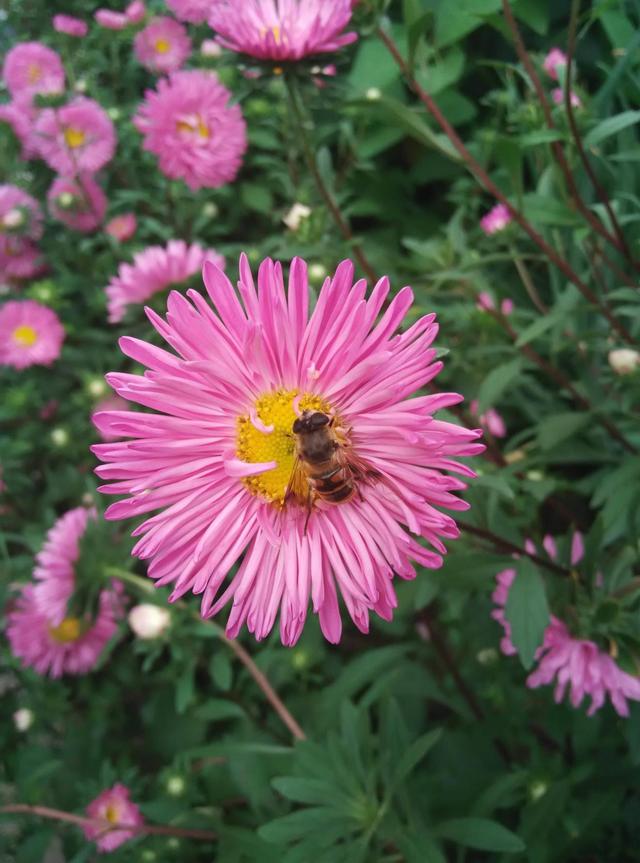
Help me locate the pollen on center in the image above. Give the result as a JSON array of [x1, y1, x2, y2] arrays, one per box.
[[64, 126, 86, 149], [154, 38, 171, 54], [49, 616, 83, 644], [13, 325, 38, 347]]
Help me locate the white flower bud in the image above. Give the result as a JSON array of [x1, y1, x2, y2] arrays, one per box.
[[50, 427, 69, 447], [74, 78, 88, 93], [608, 348, 640, 376], [107, 107, 121, 121], [308, 263, 326, 282], [13, 708, 34, 731], [283, 203, 311, 232], [166, 775, 186, 796], [2, 208, 24, 229], [202, 202, 218, 219], [201, 39, 222, 58], [128, 604, 171, 640], [87, 377, 108, 398], [366, 87, 382, 101]]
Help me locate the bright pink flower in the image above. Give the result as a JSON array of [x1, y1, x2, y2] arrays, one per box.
[[470, 400, 506, 438], [95, 9, 129, 29], [551, 87, 581, 108], [0, 184, 43, 240], [501, 298, 514, 315], [476, 293, 513, 315], [0, 300, 64, 368], [126, 0, 146, 23], [0, 237, 42, 280], [34, 97, 116, 175], [105, 213, 137, 242], [134, 70, 247, 191], [543, 47, 567, 80], [84, 785, 144, 853], [166, 0, 210, 24], [53, 14, 88, 37], [134, 17, 191, 74], [93, 255, 483, 645], [47, 174, 107, 233], [105, 240, 224, 323], [208, 0, 357, 61], [2, 42, 65, 100], [0, 98, 39, 159], [93, 395, 130, 442], [480, 203, 512, 235]]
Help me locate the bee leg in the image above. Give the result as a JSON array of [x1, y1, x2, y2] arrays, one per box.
[[303, 483, 314, 534]]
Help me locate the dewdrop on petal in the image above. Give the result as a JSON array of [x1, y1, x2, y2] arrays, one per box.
[[13, 708, 34, 731], [128, 604, 171, 640], [608, 348, 640, 375]]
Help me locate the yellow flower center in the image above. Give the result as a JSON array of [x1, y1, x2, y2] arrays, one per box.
[[64, 126, 86, 149], [48, 616, 82, 644], [104, 804, 120, 824], [27, 63, 41, 83], [154, 38, 171, 54], [176, 115, 210, 139], [236, 389, 330, 505], [12, 325, 38, 347]]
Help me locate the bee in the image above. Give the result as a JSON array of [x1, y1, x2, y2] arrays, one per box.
[[287, 410, 379, 525]]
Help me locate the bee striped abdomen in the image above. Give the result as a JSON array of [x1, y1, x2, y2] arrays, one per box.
[[310, 462, 355, 504]]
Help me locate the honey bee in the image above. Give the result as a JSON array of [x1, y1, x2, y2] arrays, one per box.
[[287, 410, 378, 524]]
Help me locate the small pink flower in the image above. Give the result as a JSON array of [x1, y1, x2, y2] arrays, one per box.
[[105, 213, 137, 242], [34, 97, 116, 175], [543, 47, 567, 80], [0, 300, 64, 368], [126, 0, 146, 23], [0, 98, 39, 160], [84, 785, 144, 853], [2, 42, 65, 100], [501, 298, 514, 315], [133, 70, 247, 191], [551, 87, 581, 108], [47, 174, 107, 233], [208, 0, 357, 61], [134, 17, 192, 74], [95, 9, 129, 30], [93, 395, 130, 442], [0, 237, 42, 281], [53, 14, 88, 38], [0, 184, 43, 240], [470, 400, 506, 438], [166, 0, 211, 24], [480, 203, 512, 235], [105, 239, 224, 323]]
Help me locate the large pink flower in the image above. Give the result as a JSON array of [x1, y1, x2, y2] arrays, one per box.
[[34, 97, 116, 175], [0, 98, 39, 159], [2, 42, 65, 100], [208, 0, 357, 61], [47, 174, 107, 233], [105, 240, 224, 323], [133, 70, 247, 191], [166, 0, 211, 24], [84, 784, 144, 853], [0, 300, 64, 368], [134, 17, 191, 74], [0, 185, 43, 240], [93, 255, 483, 645]]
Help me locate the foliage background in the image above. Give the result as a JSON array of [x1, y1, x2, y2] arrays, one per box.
[[1, 0, 640, 860]]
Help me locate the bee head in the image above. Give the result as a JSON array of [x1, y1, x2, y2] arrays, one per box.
[[292, 410, 330, 434]]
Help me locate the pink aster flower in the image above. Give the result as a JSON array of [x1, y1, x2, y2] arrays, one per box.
[[543, 47, 567, 80], [0, 99, 39, 159], [2, 42, 65, 100], [34, 97, 116, 175], [208, 0, 357, 61], [469, 400, 506, 438], [93, 255, 483, 645], [47, 174, 107, 233], [0, 300, 63, 368], [0, 185, 43, 240], [105, 240, 224, 323], [134, 17, 192, 74], [84, 784, 144, 853], [551, 87, 581, 108], [480, 203, 512, 235], [95, 9, 129, 29], [166, 0, 211, 24], [134, 70, 247, 191], [53, 14, 88, 38], [105, 213, 137, 242]]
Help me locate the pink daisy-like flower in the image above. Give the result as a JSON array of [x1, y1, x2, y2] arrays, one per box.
[[551, 87, 581, 108], [93, 395, 130, 442], [469, 400, 506, 439], [166, 0, 211, 24], [34, 97, 116, 175], [105, 240, 224, 323], [480, 203, 512, 235], [126, 0, 146, 23], [0, 185, 43, 240], [0, 300, 63, 368], [84, 784, 144, 853], [134, 70, 247, 191], [53, 14, 88, 38], [208, 0, 357, 61], [2, 42, 65, 100], [543, 47, 567, 80], [47, 174, 107, 233], [105, 213, 137, 242], [93, 255, 483, 645], [134, 17, 192, 74], [0, 98, 39, 159]]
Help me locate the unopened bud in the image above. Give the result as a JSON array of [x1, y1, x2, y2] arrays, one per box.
[[58, 192, 75, 209], [366, 87, 381, 100], [87, 377, 108, 398], [74, 78, 88, 93], [13, 708, 34, 731], [529, 780, 548, 801], [283, 203, 311, 232], [128, 604, 171, 640], [608, 348, 640, 376], [107, 107, 121, 121], [201, 39, 222, 58], [50, 427, 69, 447], [166, 775, 186, 797], [476, 647, 498, 665], [202, 202, 218, 219], [309, 263, 326, 282]]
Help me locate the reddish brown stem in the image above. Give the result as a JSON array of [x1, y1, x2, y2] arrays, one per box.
[[461, 523, 570, 576]]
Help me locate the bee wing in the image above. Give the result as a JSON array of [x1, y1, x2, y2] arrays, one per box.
[[284, 453, 310, 504], [335, 444, 382, 485]]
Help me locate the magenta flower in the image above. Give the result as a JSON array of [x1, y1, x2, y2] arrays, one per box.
[[105, 213, 137, 242], [0, 300, 64, 368], [134, 17, 192, 74], [0, 98, 39, 159], [34, 97, 116, 175], [93, 255, 483, 645], [167, 0, 211, 24], [208, 0, 357, 61], [84, 784, 144, 853], [126, 0, 146, 23], [53, 14, 88, 38], [551, 87, 581, 108], [543, 47, 567, 80], [47, 174, 107, 233], [480, 203, 512, 235], [476, 293, 513, 316], [470, 400, 506, 438], [2, 42, 65, 100], [95, 9, 129, 29], [105, 240, 224, 323], [0, 184, 43, 240], [134, 70, 247, 191]]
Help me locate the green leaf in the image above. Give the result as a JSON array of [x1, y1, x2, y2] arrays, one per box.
[[436, 817, 526, 852], [371, 96, 462, 160], [477, 358, 523, 412], [387, 728, 442, 793], [583, 111, 640, 148], [259, 807, 351, 844], [195, 699, 246, 722], [175, 661, 195, 714], [504, 559, 550, 670], [210, 650, 233, 691], [521, 193, 579, 226], [537, 412, 591, 450], [272, 777, 346, 807]]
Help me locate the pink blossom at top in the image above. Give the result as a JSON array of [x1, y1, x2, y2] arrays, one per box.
[[105, 240, 224, 323], [53, 14, 88, 38], [0, 185, 43, 240], [2, 42, 65, 100], [134, 17, 192, 74], [93, 255, 483, 645], [126, 0, 146, 23], [0, 98, 39, 160], [0, 300, 64, 368], [105, 213, 137, 242], [133, 70, 247, 191], [543, 47, 567, 80], [47, 174, 107, 233], [166, 0, 211, 24], [84, 784, 144, 853], [34, 97, 116, 175], [480, 203, 512, 235], [95, 9, 129, 29], [551, 87, 581, 108], [208, 0, 357, 61], [470, 400, 506, 438]]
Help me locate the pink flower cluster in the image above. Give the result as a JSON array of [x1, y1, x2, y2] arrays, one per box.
[[0, 184, 43, 281], [84, 784, 144, 852], [480, 202, 511, 235], [542, 47, 582, 109]]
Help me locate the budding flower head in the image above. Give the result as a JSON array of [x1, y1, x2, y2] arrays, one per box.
[[87, 377, 108, 398], [128, 603, 171, 639], [366, 87, 381, 100], [480, 203, 512, 235], [165, 775, 186, 796], [57, 192, 75, 209], [309, 262, 327, 282], [13, 708, 34, 731], [201, 39, 222, 58], [202, 202, 218, 219], [543, 47, 567, 80], [608, 348, 640, 376], [283, 202, 311, 232], [50, 427, 69, 447]]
